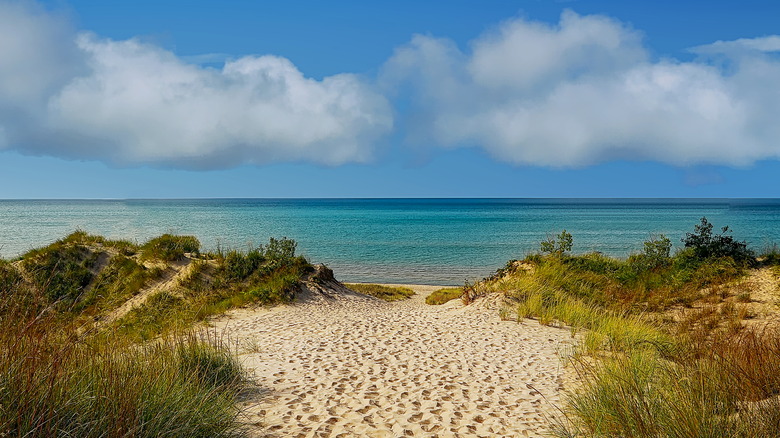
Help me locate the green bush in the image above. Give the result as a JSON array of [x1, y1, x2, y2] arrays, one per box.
[[682, 217, 755, 266], [261, 237, 297, 262], [220, 248, 265, 281], [540, 229, 573, 257]]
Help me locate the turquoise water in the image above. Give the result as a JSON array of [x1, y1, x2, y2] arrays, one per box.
[[1, 199, 779, 285]]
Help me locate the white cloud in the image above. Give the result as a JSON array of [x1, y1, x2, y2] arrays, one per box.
[[382, 10, 780, 167], [0, 1, 392, 168], [691, 35, 780, 55], [2, 2, 780, 171]]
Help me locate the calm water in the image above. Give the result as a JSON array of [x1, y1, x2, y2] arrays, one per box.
[[1, 199, 779, 285]]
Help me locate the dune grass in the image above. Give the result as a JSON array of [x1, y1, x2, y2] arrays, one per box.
[[425, 287, 463, 305], [0, 231, 320, 436], [344, 283, 415, 301], [140, 233, 201, 262], [116, 238, 313, 341], [0, 283, 246, 437], [554, 328, 780, 438], [480, 219, 780, 437]]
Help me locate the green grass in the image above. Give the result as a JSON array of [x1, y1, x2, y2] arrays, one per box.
[[345, 283, 415, 301], [0, 232, 320, 436], [0, 290, 246, 438], [480, 222, 776, 437], [425, 287, 462, 305], [21, 241, 98, 303], [116, 239, 313, 341], [141, 234, 200, 262], [78, 254, 163, 314]]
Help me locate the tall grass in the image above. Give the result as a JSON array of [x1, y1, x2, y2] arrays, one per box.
[[555, 328, 780, 437], [485, 223, 780, 437], [0, 287, 246, 437], [516, 288, 673, 354]]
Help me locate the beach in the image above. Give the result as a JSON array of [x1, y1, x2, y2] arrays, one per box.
[[213, 285, 574, 437]]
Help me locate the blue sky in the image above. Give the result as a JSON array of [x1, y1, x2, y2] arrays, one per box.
[[1, 0, 779, 198]]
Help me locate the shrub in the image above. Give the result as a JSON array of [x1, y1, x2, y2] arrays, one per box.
[[682, 217, 755, 266], [540, 230, 574, 257], [260, 237, 297, 262], [638, 234, 673, 270], [221, 248, 265, 281], [245, 270, 300, 304]]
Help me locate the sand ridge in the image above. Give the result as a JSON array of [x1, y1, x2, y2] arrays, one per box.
[[213, 285, 574, 437]]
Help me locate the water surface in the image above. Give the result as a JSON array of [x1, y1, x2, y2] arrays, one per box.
[[1, 198, 778, 285]]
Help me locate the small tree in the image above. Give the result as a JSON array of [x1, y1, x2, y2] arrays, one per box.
[[540, 230, 573, 257], [682, 217, 754, 265]]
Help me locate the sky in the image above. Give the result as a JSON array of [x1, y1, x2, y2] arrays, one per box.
[[1, 0, 779, 198]]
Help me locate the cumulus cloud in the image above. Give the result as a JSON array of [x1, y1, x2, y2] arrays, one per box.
[[382, 10, 780, 167], [0, 1, 392, 168], [3, 2, 780, 171]]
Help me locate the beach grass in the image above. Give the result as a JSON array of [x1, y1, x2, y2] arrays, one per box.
[[425, 287, 463, 305], [0, 282, 246, 437], [478, 219, 780, 437], [0, 231, 323, 436], [344, 283, 415, 301]]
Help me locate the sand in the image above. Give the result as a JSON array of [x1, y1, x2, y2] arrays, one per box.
[[212, 284, 574, 437]]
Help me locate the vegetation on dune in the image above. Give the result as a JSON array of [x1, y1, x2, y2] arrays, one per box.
[[118, 236, 312, 341], [475, 217, 780, 437], [21, 241, 98, 304], [345, 283, 415, 301], [0, 231, 316, 436], [425, 287, 463, 305], [0, 273, 246, 437], [141, 233, 201, 261], [79, 254, 164, 314]]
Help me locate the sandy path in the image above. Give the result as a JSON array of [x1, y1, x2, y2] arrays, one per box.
[[213, 285, 573, 437]]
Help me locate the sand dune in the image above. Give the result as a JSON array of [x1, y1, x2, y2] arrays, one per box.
[[213, 285, 574, 437]]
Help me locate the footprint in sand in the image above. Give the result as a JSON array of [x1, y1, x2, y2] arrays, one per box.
[[212, 286, 573, 437]]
